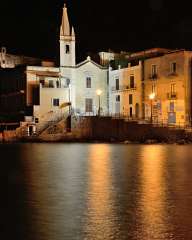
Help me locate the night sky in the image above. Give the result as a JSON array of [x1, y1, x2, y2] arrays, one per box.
[[1, 0, 192, 62]]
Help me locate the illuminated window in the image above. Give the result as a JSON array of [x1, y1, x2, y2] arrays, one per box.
[[66, 45, 70, 54], [130, 75, 135, 88], [171, 62, 177, 73], [171, 83, 176, 93], [53, 98, 59, 106], [86, 77, 91, 88], [152, 84, 156, 93], [85, 98, 93, 112], [116, 95, 120, 102], [151, 64, 157, 76], [129, 94, 133, 104]]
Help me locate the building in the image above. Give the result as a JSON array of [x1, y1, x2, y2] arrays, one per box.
[[109, 62, 142, 118], [143, 49, 192, 125], [0, 3, 192, 132], [0, 3, 108, 133], [0, 46, 41, 68], [108, 48, 192, 126]]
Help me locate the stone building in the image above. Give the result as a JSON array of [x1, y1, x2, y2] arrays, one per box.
[[0, 2, 192, 132], [0, 46, 40, 68]]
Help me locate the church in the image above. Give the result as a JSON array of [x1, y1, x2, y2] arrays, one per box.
[[1, 2, 192, 135], [25, 3, 108, 126]]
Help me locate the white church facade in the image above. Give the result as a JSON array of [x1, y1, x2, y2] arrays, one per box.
[[25, 4, 108, 124]]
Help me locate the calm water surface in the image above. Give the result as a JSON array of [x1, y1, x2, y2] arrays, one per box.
[[6, 143, 192, 240]]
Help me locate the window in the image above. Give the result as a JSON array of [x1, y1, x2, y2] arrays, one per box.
[[85, 98, 93, 112], [40, 79, 45, 86], [171, 62, 177, 73], [130, 107, 133, 117], [129, 94, 133, 104], [151, 64, 157, 76], [86, 77, 91, 88], [53, 98, 59, 106], [49, 80, 54, 88], [66, 78, 70, 86], [171, 83, 176, 93], [56, 80, 60, 88], [170, 102, 174, 112], [130, 75, 135, 88], [115, 77, 119, 90], [116, 95, 120, 102], [152, 84, 156, 93], [66, 45, 70, 54]]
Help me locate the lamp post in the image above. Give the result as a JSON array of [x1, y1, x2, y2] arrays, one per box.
[[68, 83, 71, 115], [96, 89, 102, 116], [149, 93, 155, 123]]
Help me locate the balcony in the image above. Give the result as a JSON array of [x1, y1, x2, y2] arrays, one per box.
[[167, 71, 178, 77], [148, 73, 158, 80], [40, 83, 69, 89], [167, 92, 177, 99], [111, 85, 136, 91]]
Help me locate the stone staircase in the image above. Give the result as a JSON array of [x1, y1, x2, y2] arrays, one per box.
[[35, 109, 69, 136]]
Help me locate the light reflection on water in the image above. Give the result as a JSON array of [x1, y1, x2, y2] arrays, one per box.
[[6, 143, 192, 240], [84, 144, 117, 239]]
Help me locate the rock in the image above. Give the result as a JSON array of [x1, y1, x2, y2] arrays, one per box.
[[145, 139, 158, 144], [177, 139, 186, 145]]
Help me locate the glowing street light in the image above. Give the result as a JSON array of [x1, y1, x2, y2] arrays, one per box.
[[96, 89, 102, 116], [149, 93, 155, 123]]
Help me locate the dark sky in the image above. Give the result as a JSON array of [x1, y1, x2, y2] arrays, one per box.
[[1, 0, 192, 61]]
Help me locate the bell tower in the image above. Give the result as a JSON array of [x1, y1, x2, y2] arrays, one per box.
[[60, 4, 76, 67]]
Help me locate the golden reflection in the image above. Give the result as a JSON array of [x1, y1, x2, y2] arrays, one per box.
[[139, 146, 169, 239], [84, 144, 116, 239]]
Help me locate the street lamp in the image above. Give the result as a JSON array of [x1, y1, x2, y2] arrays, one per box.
[[149, 93, 155, 123], [96, 89, 102, 116], [68, 83, 71, 115]]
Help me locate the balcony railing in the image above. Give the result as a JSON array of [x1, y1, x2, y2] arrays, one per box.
[[40, 83, 69, 89], [167, 92, 177, 99], [148, 73, 158, 79], [111, 85, 136, 91]]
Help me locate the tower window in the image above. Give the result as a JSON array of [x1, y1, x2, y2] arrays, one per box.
[[66, 45, 70, 54]]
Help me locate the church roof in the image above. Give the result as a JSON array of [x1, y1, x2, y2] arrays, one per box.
[[60, 4, 70, 36], [76, 56, 107, 70]]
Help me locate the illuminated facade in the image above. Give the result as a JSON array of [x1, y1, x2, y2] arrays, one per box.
[[109, 62, 143, 118], [108, 49, 192, 126], [143, 50, 192, 125], [1, 3, 192, 130]]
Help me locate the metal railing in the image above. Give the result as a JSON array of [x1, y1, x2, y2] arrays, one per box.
[[167, 92, 177, 99], [111, 85, 136, 91]]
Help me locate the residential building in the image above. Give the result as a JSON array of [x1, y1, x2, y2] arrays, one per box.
[[109, 61, 142, 118]]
